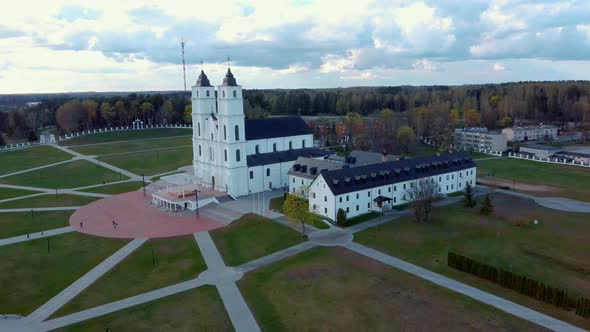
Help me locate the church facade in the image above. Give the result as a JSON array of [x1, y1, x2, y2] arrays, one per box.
[[191, 68, 329, 197]]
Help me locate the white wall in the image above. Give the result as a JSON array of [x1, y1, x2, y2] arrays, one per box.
[[246, 134, 313, 156]]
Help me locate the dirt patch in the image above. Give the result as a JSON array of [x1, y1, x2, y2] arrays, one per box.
[[478, 177, 559, 195]]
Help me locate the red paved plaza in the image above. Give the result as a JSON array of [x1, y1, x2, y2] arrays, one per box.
[[70, 191, 225, 239]]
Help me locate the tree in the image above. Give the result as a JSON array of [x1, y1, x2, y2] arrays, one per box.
[[183, 104, 192, 124], [343, 112, 363, 148], [162, 100, 175, 124], [27, 129, 38, 142], [463, 182, 476, 208], [501, 116, 513, 128], [464, 109, 480, 127], [337, 208, 347, 227], [396, 125, 415, 154], [81, 99, 98, 129], [0, 133, 6, 146], [282, 194, 310, 237], [56, 100, 86, 133], [405, 178, 440, 223], [100, 101, 115, 126], [480, 194, 494, 215]]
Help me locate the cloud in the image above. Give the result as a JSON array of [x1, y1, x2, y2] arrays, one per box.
[[56, 4, 102, 22], [493, 62, 505, 71], [0, 25, 25, 39], [127, 6, 173, 25]]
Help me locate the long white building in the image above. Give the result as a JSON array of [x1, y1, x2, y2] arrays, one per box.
[[502, 125, 558, 142], [305, 152, 476, 221]]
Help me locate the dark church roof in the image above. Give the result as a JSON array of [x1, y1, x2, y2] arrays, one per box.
[[222, 68, 238, 86], [245, 117, 312, 140], [247, 147, 331, 167], [320, 152, 476, 196], [195, 70, 212, 87]]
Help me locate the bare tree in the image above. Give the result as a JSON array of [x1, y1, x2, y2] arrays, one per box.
[[405, 178, 441, 223]]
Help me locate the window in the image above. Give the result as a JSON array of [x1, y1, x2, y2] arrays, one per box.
[[451, 184, 454, 190], [222, 90, 225, 98], [236, 149, 241, 162], [273, 143, 277, 152], [249, 171, 253, 179], [356, 205, 359, 211], [211, 133, 213, 140], [378, 189, 381, 195], [198, 123, 201, 136], [446, 185, 449, 190], [439, 176, 441, 182], [446, 175, 449, 180], [301, 180, 304, 185], [324, 208, 327, 214], [368, 191, 371, 197], [255, 145, 260, 154], [438, 187, 441, 192], [324, 196, 327, 202], [346, 207, 350, 213], [302, 140, 306, 148], [233, 90, 237, 98], [266, 168, 270, 176], [312, 193, 316, 198], [394, 197, 397, 203], [339, 197, 342, 203], [356, 193, 359, 199], [368, 202, 370, 208], [196, 91, 199, 97], [198, 145, 201, 156], [223, 125, 227, 140], [289, 141, 292, 150], [224, 149, 227, 162], [206, 90, 210, 97], [292, 178, 295, 183], [388, 187, 391, 193], [452, 174, 454, 179], [394, 185, 397, 191], [403, 183, 406, 189], [209, 147, 213, 161], [346, 195, 349, 201], [234, 125, 239, 140], [403, 195, 406, 200]]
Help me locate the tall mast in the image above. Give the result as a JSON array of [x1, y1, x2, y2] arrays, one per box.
[[181, 37, 187, 92]]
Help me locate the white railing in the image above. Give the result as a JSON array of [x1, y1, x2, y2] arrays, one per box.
[[508, 152, 590, 168]]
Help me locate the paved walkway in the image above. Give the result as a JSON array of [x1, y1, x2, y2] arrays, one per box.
[[343, 241, 585, 332], [99, 145, 192, 157], [0, 226, 74, 247], [26, 238, 146, 324], [0, 160, 74, 179], [0, 192, 47, 204]]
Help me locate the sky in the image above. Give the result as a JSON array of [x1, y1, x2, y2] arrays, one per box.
[[1, 0, 590, 93]]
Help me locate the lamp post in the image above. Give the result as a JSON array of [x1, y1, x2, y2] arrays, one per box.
[[141, 174, 146, 196], [193, 189, 201, 215]]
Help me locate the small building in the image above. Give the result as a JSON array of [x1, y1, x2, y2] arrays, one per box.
[[288, 157, 343, 197], [502, 125, 558, 142], [307, 152, 477, 221], [519, 145, 560, 159], [454, 127, 507, 151], [553, 151, 590, 164]]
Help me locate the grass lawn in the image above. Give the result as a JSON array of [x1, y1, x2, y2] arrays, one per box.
[[0, 232, 126, 315], [355, 192, 590, 329], [239, 246, 541, 331], [0, 211, 72, 238], [345, 211, 382, 227], [98, 147, 191, 176], [69, 136, 192, 156], [0, 160, 127, 189], [269, 196, 284, 213], [78, 181, 143, 195], [469, 151, 497, 159], [0, 194, 98, 208], [59, 128, 191, 146], [210, 213, 305, 266], [0, 146, 71, 176], [0, 188, 40, 200], [477, 157, 590, 202], [60, 285, 232, 332], [401, 142, 439, 157], [54, 235, 207, 317]]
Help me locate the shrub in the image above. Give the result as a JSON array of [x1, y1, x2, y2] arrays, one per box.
[[480, 194, 494, 215], [336, 208, 347, 227], [463, 182, 476, 208]]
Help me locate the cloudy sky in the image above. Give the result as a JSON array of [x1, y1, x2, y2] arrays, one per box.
[[1, 0, 590, 93]]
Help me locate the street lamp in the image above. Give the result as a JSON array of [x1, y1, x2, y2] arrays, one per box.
[[193, 189, 201, 215], [141, 174, 146, 196]]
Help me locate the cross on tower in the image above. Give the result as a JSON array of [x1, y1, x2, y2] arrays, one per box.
[[227, 56, 230, 69]]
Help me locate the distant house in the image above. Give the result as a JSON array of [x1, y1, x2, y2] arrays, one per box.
[[454, 127, 507, 151], [502, 125, 558, 142], [519, 145, 561, 159]]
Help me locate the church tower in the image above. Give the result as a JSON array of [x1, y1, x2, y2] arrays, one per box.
[[191, 70, 215, 183]]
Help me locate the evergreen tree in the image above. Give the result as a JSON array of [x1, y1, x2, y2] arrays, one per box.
[[463, 182, 476, 208], [337, 208, 347, 227], [0, 133, 5, 146], [480, 194, 494, 215]]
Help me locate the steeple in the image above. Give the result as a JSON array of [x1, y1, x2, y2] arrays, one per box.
[[196, 70, 211, 87], [222, 68, 238, 86]]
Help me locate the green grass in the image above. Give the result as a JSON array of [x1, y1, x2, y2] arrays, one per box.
[[269, 196, 285, 213], [60, 285, 232, 332], [59, 128, 191, 146], [98, 147, 192, 176], [355, 192, 590, 329], [447, 191, 465, 197], [0, 194, 98, 208], [0, 146, 71, 176], [0, 232, 126, 315], [211, 213, 305, 266], [69, 136, 192, 156], [54, 235, 207, 317], [477, 157, 590, 201], [78, 181, 143, 195], [401, 142, 439, 157], [306, 213, 330, 229], [238, 246, 540, 331], [0, 188, 40, 200], [469, 151, 497, 159], [345, 211, 382, 227], [0, 160, 128, 189], [0, 211, 72, 238]]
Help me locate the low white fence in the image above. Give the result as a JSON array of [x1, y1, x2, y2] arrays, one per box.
[[422, 138, 503, 157], [0, 123, 192, 153], [508, 152, 590, 168]]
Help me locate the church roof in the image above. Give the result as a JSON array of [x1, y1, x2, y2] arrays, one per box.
[[247, 147, 331, 167], [195, 70, 212, 87], [222, 68, 238, 86], [245, 117, 312, 140]]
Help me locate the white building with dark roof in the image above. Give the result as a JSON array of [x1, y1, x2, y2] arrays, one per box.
[[502, 125, 558, 142], [288, 157, 343, 197], [454, 127, 507, 151], [191, 68, 329, 197]]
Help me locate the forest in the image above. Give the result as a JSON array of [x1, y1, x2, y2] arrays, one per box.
[[1, 81, 589, 148]]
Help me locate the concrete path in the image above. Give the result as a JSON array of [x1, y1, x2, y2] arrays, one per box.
[[71, 179, 141, 191], [0, 184, 54, 193], [0, 160, 74, 179], [344, 242, 585, 332], [26, 238, 146, 324], [0, 192, 48, 204], [238, 241, 316, 274], [0, 206, 80, 213], [0, 226, 74, 247], [99, 145, 192, 157]]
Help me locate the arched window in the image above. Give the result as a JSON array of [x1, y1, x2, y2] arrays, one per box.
[[209, 147, 213, 161], [206, 90, 210, 97], [233, 90, 237, 98], [198, 123, 201, 136], [198, 145, 202, 156], [196, 91, 199, 97], [223, 125, 227, 140], [211, 133, 213, 140], [222, 90, 225, 98], [236, 149, 241, 162], [224, 149, 227, 162], [288, 141, 292, 150], [235, 125, 239, 140], [302, 139, 306, 148], [273, 143, 277, 152], [255, 145, 260, 154]]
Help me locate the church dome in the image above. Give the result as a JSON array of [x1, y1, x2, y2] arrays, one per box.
[[196, 70, 212, 87], [222, 68, 238, 86]]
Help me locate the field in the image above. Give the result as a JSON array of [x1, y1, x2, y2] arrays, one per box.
[[59, 128, 191, 146], [55, 236, 207, 316], [0, 211, 72, 238], [0, 233, 126, 315], [210, 214, 304, 266], [78, 181, 143, 195], [0, 194, 98, 208], [60, 286, 232, 331], [239, 246, 541, 331], [0, 160, 127, 189], [0, 188, 39, 200], [0, 146, 71, 176], [355, 192, 590, 329], [69, 136, 192, 156], [477, 157, 590, 201], [98, 147, 192, 176]]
